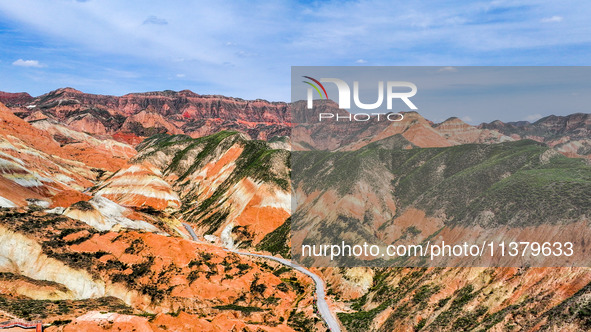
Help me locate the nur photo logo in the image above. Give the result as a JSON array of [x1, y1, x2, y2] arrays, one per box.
[[303, 76, 418, 111]]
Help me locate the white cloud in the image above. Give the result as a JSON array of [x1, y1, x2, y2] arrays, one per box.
[[143, 15, 167, 25], [541, 16, 563, 23], [438, 66, 457, 72], [12, 59, 45, 68], [236, 50, 258, 58], [0, 1, 589, 101], [176, 73, 185, 78], [525, 113, 542, 121], [461, 116, 473, 123]]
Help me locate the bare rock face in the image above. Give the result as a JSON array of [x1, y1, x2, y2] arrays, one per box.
[[95, 163, 181, 211], [120, 107, 184, 137], [6, 87, 590, 159], [0, 209, 314, 331], [290, 100, 453, 151], [0, 102, 137, 208], [0, 91, 33, 106], [134, 132, 291, 247], [479, 113, 591, 158], [0, 223, 106, 300], [0, 97, 319, 330], [9, 88, 291, 142], [434, 117, 514, 145], [0, 87, 590, 331]]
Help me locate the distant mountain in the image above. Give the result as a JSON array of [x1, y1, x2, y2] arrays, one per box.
[[0, 91, 33, 106], [5, 87, 290, 144], [290, 100, 591, 160], [292, 139, 591, 261], [479, 113, 591, 159], [4, 88, 591, 159], [0, 100, 318, 330], [134, 131, 290, 247], [291, 135, 591, 331], [0, 87, 590, 331]]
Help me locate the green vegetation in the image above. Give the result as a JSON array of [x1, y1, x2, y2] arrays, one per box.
[[281, 277, 305, 294], [136, 131, 289, 237], [135, 132, 193, 152], [414, 318, 426, 331], [43, 251, 107, 273], [111, 255, 155, 285], [124, 238, 145, 254], [0, 295, 133, 321], [213, 304, 265, 313], [272, 266, 291, 276], [338, 302, 389, 331], [168, 131, 238, 181], [231, 139, 290, 191], [429, 284, 480, 329], [187, 270, 200, 284], [340, 268, 427, 331], [400, 225, 422, 240], [50, 319, 73, 326], [256, 218, 291, 258], [340, 268, 498, 331], [288, 309, 317, 331], [0, 272, 69, 293], [250, 276, 267, 295], [412, 284, 440, 308], [293, 139, 591, 227], [201, 210, 230, 235], [534, 281, 591, 330]]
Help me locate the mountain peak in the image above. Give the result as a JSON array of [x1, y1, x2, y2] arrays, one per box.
[[57, 87, 83, 94], [0, 91, 34, 106], [434, 117, 467, 127]]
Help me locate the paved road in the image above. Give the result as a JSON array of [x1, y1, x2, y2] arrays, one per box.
[[182, 222, 203, 243], [181, 222, 341, 332]]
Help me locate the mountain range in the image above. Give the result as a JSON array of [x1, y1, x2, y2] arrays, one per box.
[[0, 88, 590, 331], [3, 89, 590, 159]]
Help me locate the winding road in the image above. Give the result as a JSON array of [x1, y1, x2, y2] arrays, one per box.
[[181, 222, 341, 332]]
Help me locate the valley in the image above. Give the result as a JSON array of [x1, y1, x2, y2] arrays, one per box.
[[0, 88, 589, 331]]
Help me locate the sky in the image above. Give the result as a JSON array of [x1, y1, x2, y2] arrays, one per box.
[[0, 0, 590, 123], [292, 66, 591, 124]]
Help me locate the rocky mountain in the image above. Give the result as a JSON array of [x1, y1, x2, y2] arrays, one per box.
[[0, 91, 33, 106], [5, 88, 290, 144], [331, 266, 591, 331], [0, 100, 321, 331], [94, 163, 182, 211], [0, 209, 316, 331], [288, 113, 591, 330], [479, 113, 591, 159], [4, 87, 589, 159], [289, 99, 513, 151], [290, 138, 591, 266], [0, 102, 133, 209], [0, 86, 590, 331], [291, 100, 591, 163], [133, 131, 290, 247]]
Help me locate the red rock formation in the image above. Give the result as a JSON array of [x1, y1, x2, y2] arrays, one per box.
[[0, 210, 315, 331], [0, 102, 138, 207], [95, 163, 181, 210], [50, 190, 92, 208], [0, 91, 33, 106], [8, 88, 290, 142], [434, 117, 513, 145], [479, 113, 591, 158]]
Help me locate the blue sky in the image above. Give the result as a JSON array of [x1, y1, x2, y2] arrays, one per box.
[[293, 66, 591, 124], [0, 0, 590, 122]]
